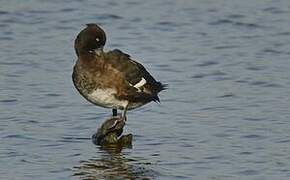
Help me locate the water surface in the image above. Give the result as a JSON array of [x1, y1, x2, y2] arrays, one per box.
[[1, 0, 290, 179]]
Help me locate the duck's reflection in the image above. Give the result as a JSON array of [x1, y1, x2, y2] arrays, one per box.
[[73, 148, 154, 179]]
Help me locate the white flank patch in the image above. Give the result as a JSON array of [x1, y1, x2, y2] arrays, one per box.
[[87, 88, 128, 109], [133, 77, 146, 88]]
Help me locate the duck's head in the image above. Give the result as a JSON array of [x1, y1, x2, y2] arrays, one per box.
[[74, 23, 106, 56]]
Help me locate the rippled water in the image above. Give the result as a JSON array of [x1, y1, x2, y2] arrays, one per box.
[[1, 0, 290, 179]]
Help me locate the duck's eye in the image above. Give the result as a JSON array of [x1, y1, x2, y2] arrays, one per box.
[[96, 38, 100, 42]]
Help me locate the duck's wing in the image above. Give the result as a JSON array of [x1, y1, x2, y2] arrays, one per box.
[[105, 49, 166, 102]]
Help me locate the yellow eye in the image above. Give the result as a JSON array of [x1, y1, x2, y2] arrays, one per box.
[[96, 38, 100, 42]]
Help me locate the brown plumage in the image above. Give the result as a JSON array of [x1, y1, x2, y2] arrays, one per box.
[[72, 24, 166, 119]]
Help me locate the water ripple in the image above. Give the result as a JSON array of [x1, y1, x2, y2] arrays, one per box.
[[209, 19, 263, 29], [195, 61, 219, 67], [1, 0, 290, 179]]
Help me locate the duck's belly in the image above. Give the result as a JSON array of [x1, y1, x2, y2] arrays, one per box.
[[85, 88, 147, 110], [86, 88, 128, 109]]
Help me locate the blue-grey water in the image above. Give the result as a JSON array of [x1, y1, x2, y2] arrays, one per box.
[[1, 0, 290, 179]]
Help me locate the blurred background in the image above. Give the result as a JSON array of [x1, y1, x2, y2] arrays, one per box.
[[0, 0, 290, 179]]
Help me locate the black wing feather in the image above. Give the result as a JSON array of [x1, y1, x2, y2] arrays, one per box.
[[106, 49, 165, 93]]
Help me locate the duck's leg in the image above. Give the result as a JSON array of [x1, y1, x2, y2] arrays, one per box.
[[122, 104, 129, 122], [112, 108, 118, 117]]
